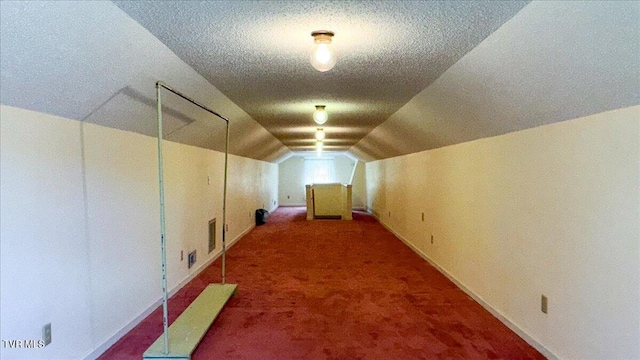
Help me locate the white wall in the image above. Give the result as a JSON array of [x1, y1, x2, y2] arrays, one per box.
[[351, 161, 366, 210], [278, 155, 366, 208], [0, 106, 94, 359], [0, 105, 278, 359], [278, 156, 306, 206], [333, 156, 354, 184], [366, 106, 640, 359]]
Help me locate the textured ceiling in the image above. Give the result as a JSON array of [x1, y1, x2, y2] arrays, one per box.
[[351, 0, 640, 161], [1, 1, 637, 163], [0, 1, 290, 162], [113, 0, 529, 153]]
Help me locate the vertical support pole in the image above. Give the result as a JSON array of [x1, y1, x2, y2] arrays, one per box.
[[344, 184, 353, 220], [221, 118, 230, 284], [156, 82, 170, 355], [305, 185, 314, 220]]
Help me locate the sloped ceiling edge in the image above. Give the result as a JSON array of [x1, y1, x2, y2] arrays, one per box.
[[0, 1, 291, 163], [351, 1, 640, 162]]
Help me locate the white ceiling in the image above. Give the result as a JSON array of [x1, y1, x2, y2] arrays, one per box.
[[1, 1, 638, 163], [112, 0, 529, 154], [352, 0, 640, 160]]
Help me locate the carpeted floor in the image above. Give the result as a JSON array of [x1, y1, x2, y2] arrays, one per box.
[[99, 207, 544, 359]]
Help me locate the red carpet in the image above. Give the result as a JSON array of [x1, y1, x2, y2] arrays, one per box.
[[99, 207, 544, 359]]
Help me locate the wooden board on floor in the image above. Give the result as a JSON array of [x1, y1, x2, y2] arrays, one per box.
[[143, 284, 237, 360]]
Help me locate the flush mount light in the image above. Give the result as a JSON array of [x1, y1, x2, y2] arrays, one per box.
[[313, 105, 328, 125], [310, 30, 336, 72], [315, 128, 326, 141]]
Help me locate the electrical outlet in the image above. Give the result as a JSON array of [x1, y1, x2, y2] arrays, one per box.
[[430, 235, 434, 244], [180, 250, 184, 261], [42, 323, 51, 346], [421, 212, 424, 221], [225, 224, 229, 232], [541, 295, 548, 314], [287, 195, 290, 199]]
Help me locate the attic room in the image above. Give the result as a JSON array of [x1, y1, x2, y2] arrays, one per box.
[[0, 1, 638, 359]]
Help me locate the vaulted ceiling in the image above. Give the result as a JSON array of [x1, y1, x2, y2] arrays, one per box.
[[1, 1, 638, 163]]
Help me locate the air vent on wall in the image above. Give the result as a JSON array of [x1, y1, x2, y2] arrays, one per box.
[[188, 250, 197, 269], [208, 218, 216, 253]]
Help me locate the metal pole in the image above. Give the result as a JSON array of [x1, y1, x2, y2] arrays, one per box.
[[156, 82, 170, 355], [156, 82, 229, 123], [154, 81, 229, 351], [156, 81, 230, 285], [221, 119, 230, 284]]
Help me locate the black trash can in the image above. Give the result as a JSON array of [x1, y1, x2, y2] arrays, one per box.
[[255, 209, 269, 225]]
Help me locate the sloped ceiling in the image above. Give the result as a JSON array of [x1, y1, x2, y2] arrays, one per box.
[[112, 0, 529, 156], [0, 1, 290, 162], [351, 1, 640, 161], [1, 1, 638, 163]]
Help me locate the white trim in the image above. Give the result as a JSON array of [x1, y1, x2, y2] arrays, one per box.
[[367, 209, 559, 360], [84, 224, 254, 360]]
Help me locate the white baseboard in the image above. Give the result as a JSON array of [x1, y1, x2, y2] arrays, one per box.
[[84, 224, 253, 360], [367, 209, 559, 360]]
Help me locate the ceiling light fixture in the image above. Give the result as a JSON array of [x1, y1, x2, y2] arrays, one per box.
[[313, 105, 328, 124], [310, 30, 336, 72], [315, 128, 326, 141]]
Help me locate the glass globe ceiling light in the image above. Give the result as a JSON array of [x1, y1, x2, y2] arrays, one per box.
[[315, 128, 326, 141], [313, 105, 328, 124], [310, 30, 336, 72]]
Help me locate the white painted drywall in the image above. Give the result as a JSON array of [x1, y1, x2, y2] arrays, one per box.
[[351, 161, 367, 210], [278, 156, 306, 206], [0, 1, 290, 162], [0, 105, 278, 359], [334, 156, 355, 184], [352, 1, 639, 161], [0, 106, 93, 359], [366, 106, 640, 359], [278, 155, 366, 208]]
